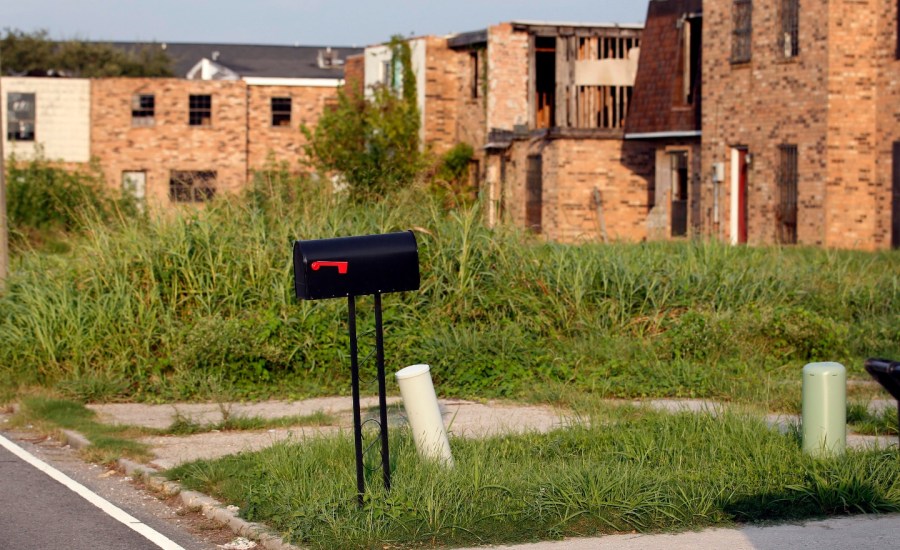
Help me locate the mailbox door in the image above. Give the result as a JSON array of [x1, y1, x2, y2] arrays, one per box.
[[294, 231, 419, 300]]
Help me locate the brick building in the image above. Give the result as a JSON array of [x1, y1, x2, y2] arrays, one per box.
[[701, 0, 900, 249], [4, 42, 360, 210], [626, 0, 703, 241], [363, 22, 649, 242]]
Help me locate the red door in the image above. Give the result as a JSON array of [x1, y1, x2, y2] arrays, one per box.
[[737, 149, 749, 244]]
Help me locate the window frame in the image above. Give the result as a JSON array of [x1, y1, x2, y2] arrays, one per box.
[[169, 170, 217, 203], [271, 97, 292, 127], [188, 94, 212, 127], [7, 92, 36, 142], [777, 144, 799, 244], [780, 0, 800, 59], [131, 93, 155, 127], [731, 0, 753, 64]]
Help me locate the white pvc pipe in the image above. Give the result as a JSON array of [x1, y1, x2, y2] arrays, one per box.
[[395, 364, 453, 466]]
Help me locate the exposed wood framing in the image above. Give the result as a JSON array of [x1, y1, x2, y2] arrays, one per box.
[[545, 32, 638, 130]]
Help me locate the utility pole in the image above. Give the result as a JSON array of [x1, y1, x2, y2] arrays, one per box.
[[0, 47, 8, 293]]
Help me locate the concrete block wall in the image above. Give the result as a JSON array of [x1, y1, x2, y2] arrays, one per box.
[[91, 78, 249, 208], [1, 77, 91, 163]]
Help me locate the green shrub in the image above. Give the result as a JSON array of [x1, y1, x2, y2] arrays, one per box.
[[6, 156, 138, 250]]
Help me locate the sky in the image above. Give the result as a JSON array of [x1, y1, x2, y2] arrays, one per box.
[[2, 0, 651, 47]]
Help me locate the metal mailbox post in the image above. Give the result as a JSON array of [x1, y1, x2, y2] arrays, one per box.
[[863, 358, 900, 448], [293, 231, 419, 505]]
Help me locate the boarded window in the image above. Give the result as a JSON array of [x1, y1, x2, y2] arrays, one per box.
[[189, 94, 212, 126], [131, 94, 155, 127], [525, 155, 543, 233], [777, 145, 798, 244], [271, 97, 291, 127], [170, 170, 217, 202], [7, 92, 36, 141], [780, 0, 799, 58], [732, 0, 753, 63]]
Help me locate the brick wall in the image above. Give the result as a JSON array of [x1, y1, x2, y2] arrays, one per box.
[[875, 0, 900, 248], [500, 136, 654, 242], [91, 78, 248, 208], [421, 36, 464, 156], [487, 23, 530, 131], [247, 84, 339, 171], [702, 0, 899, 250], [701, 0, 830, 246], [824, 0, 881, 249], [343, 54, 365, 97]]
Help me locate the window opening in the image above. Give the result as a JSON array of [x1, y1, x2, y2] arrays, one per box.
[[189, 94, 212, 126], [170, 170, 217, 202], [777, 144, 798, 244], [675, 17, 702, 105], [534, 36, 556, 129], [469, 50, 482, 99], [271, 97, 291, 127], [525, 155, 543, 233], [7, 92, 36, 141], [780, 0, 799, 58], [732, 0, 753, 63], [122, 171, 147, 212], [670, 151, 689, 237], [131, 94, 155, 127]]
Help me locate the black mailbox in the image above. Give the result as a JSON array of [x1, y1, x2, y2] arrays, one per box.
[[293, 231, 419, 300], [863, 358, 900, 447], [864, 358, 900, 401]]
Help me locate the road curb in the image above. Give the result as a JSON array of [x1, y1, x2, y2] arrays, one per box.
[[61, 428, 302, 550], [117, 458, 301, 550]]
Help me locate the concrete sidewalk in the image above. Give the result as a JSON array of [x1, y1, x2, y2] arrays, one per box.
[[459, 513, 900, 549]]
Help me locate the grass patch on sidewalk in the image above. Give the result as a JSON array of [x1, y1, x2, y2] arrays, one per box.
[[9, 396, 153, 463], [166, 404, 900, 549]]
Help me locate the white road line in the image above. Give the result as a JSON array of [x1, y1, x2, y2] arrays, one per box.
[[0, 433, 185, 550]]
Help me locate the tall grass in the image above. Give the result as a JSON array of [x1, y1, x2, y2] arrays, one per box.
[[167, 405, 900, 549], [1, 174, 899, 403]]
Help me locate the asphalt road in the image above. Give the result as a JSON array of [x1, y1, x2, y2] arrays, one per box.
[[0, 441, 173, 549]]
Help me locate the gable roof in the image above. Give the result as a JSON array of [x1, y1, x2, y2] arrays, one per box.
[[114, 42, 363, 80]]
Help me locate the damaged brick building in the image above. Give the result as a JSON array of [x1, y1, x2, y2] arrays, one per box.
[[701, 0, 900, 250]]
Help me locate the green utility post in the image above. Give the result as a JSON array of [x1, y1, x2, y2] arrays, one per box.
[[801, 362, 846, 457]]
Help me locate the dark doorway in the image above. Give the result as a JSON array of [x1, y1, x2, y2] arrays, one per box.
[[526, 155, 543, 233], [737, 148, 749, 244], [535, 36, 556, 129], [670, 151, 689, 237]]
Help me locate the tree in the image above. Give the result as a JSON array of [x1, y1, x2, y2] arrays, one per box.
[[0, 28, 172, 77], [303, 36, 421, 200]]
